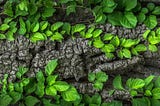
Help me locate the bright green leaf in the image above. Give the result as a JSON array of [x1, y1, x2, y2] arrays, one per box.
[[45, 59, 58, 76]]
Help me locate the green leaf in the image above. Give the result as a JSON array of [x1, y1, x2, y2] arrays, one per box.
[[91, 93, 102, 105], [134, 44, 147, 52], [40, 21, 49, 31], [126, 78, 145, 89], [45, 30, 53, 37], [62, 86, 80, 101], [42, 7, 56, 18], [143, 29, 151, 40], [71, 24, 86, 35], [95, 13, 107, 24], [110, 36, 120, 47], [152, 6, 160, 15], [62, 23, 71, 35], [50, 32, 63, 42], [93, 81, 103, 90], [0, 34, 6, 39], [103, 33, 114, 41], [30, 32, 45, 42], [88, 73, 96, 82], [53, 81, 70, 91], [45, 59, 58, 76], [120, 12, 137, 28], [46, 75, 58, 86], [42, 98, 55, 106], [31, 22, 39, 32], [93, 37, 104, 48], [113, 75, 124, 90], [121, 39, 138, 48], [45, 86, 57, 96], [104, 100, 122, 106], [144, 90, 152, 96], [131, 48, 139, 56], [25, 96, 39, 106], [21, 78, 30, 86], [0, 24, 10, 31], [155, 76, 160, 87], [151, 98, 160, 106], [117, 50, 123, 59], [102, 0, 117, 13], [9, 91, 22, 104], [28, 3, 38, 15], [144, 75, 155, 87], [36, 71, 45, 82], [105, 52, 115, 59], [144, 15, 157, 29], [141, 8, 149, 14], [96, 71, 108, 82], [51, 22, 64, 32], [107, 11, 122, 26], [137, 13, 146, 23], [147, 3, 155, 11], [130, 90, 138, 97], [122, 48, 131, 58], [152, 88, 160, 99], [35, 82, 45, 98], [101, 44, 115, 53], [66, 5, 76, 16], [16, 67, 28, 79], [0, 94, 12, 106], [132, 97, 150, 106], [3, 1, 13, 17], [149, 44, 158, 52], [148, 36, 160, 44], [92, 29, 103, 38], [9, 21, 17, 33], [6, 31, 14, 41], [24, 78, 36, 94], [124, 0, 137, 11]]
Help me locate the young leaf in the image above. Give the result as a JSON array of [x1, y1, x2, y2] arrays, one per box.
[[134, 44, 147, 52], [96, 71, 108, 82], [71, 24, 86, 35], [117, 50, 124, 59], [93, 81, 103, 90], [131, 48, 139, 56], [40, 21, 48, 31], [120, 12, 137, 28], [46, 75, 58, 86], [105, 52, 115, 59], [30, 32, 45, 42], [143, 29, 151, 40], [36, 71, 45, 82], [113, 75, 124, 90], [53, 81, 70, 91], [103, 33, 114, 41], [0, 24, 10, 31], [50, 32, 63, 42], [45, 86, 57, 96], [51, 22, 64, 32], [16, 67, 28, 79], [93, 37, 104, 48], [148, 44, 158, 52], [92, 29, 103, 38], [126, 78, 145, 89], [25, 96, 39, 106], [144, 15, 157, 29], [144, 75, 155, 87], [62, 86, 80, 101], [121, 39, 137, 48], [45, 59, 58, 76], [88, 73, 96, 82], [110, 36, 120, 47], [122, 48, 131, 58], [0, 34, 6, 39], [101, 44, 115, 53], [31, 22, 39, 32], [91, 93, 102, 105]]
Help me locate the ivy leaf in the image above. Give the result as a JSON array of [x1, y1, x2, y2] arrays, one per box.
[[93, 37, 104, 48], [88, 73, 96, 82], [149, 44, 158, 52], [53, 81, 70, 91], [71, 24, 86, 35], [92, 29, 103, 38], [152, 88, 160, 99], [143, 29, 151, 40], [30, 32, 45, 42], [122, 48, 131, 58], [134, 44, 147, 52], [120, 12, 137, 28], [46, 75, 58, 86], [9, 91, 22, 104], [18, 17, 26, 35], [0, 24, 10, 31], [113, 75, 124, 90], [144, 15, 157, 29], [51, 22, 64, 32], [50, 32, 63, 42], [96, 71, 108, 82], [152, 6, 160, 15], [45, 86, 57, 96], [0, 34, 6, 39], [126, 78, 145, 89], [101, 44, 115, 53], [103, 33, 114, 41], [42, 7, 56, 18], [0, 94, 12, 106], [110, 36, 120, 47], [124, 0, 137, 11], [25, 96, 39, 106], [66, 4, 76, 16], [93, 81, 103, 90], [45, 59, 58, 76], [62, 86, 80, 101]]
